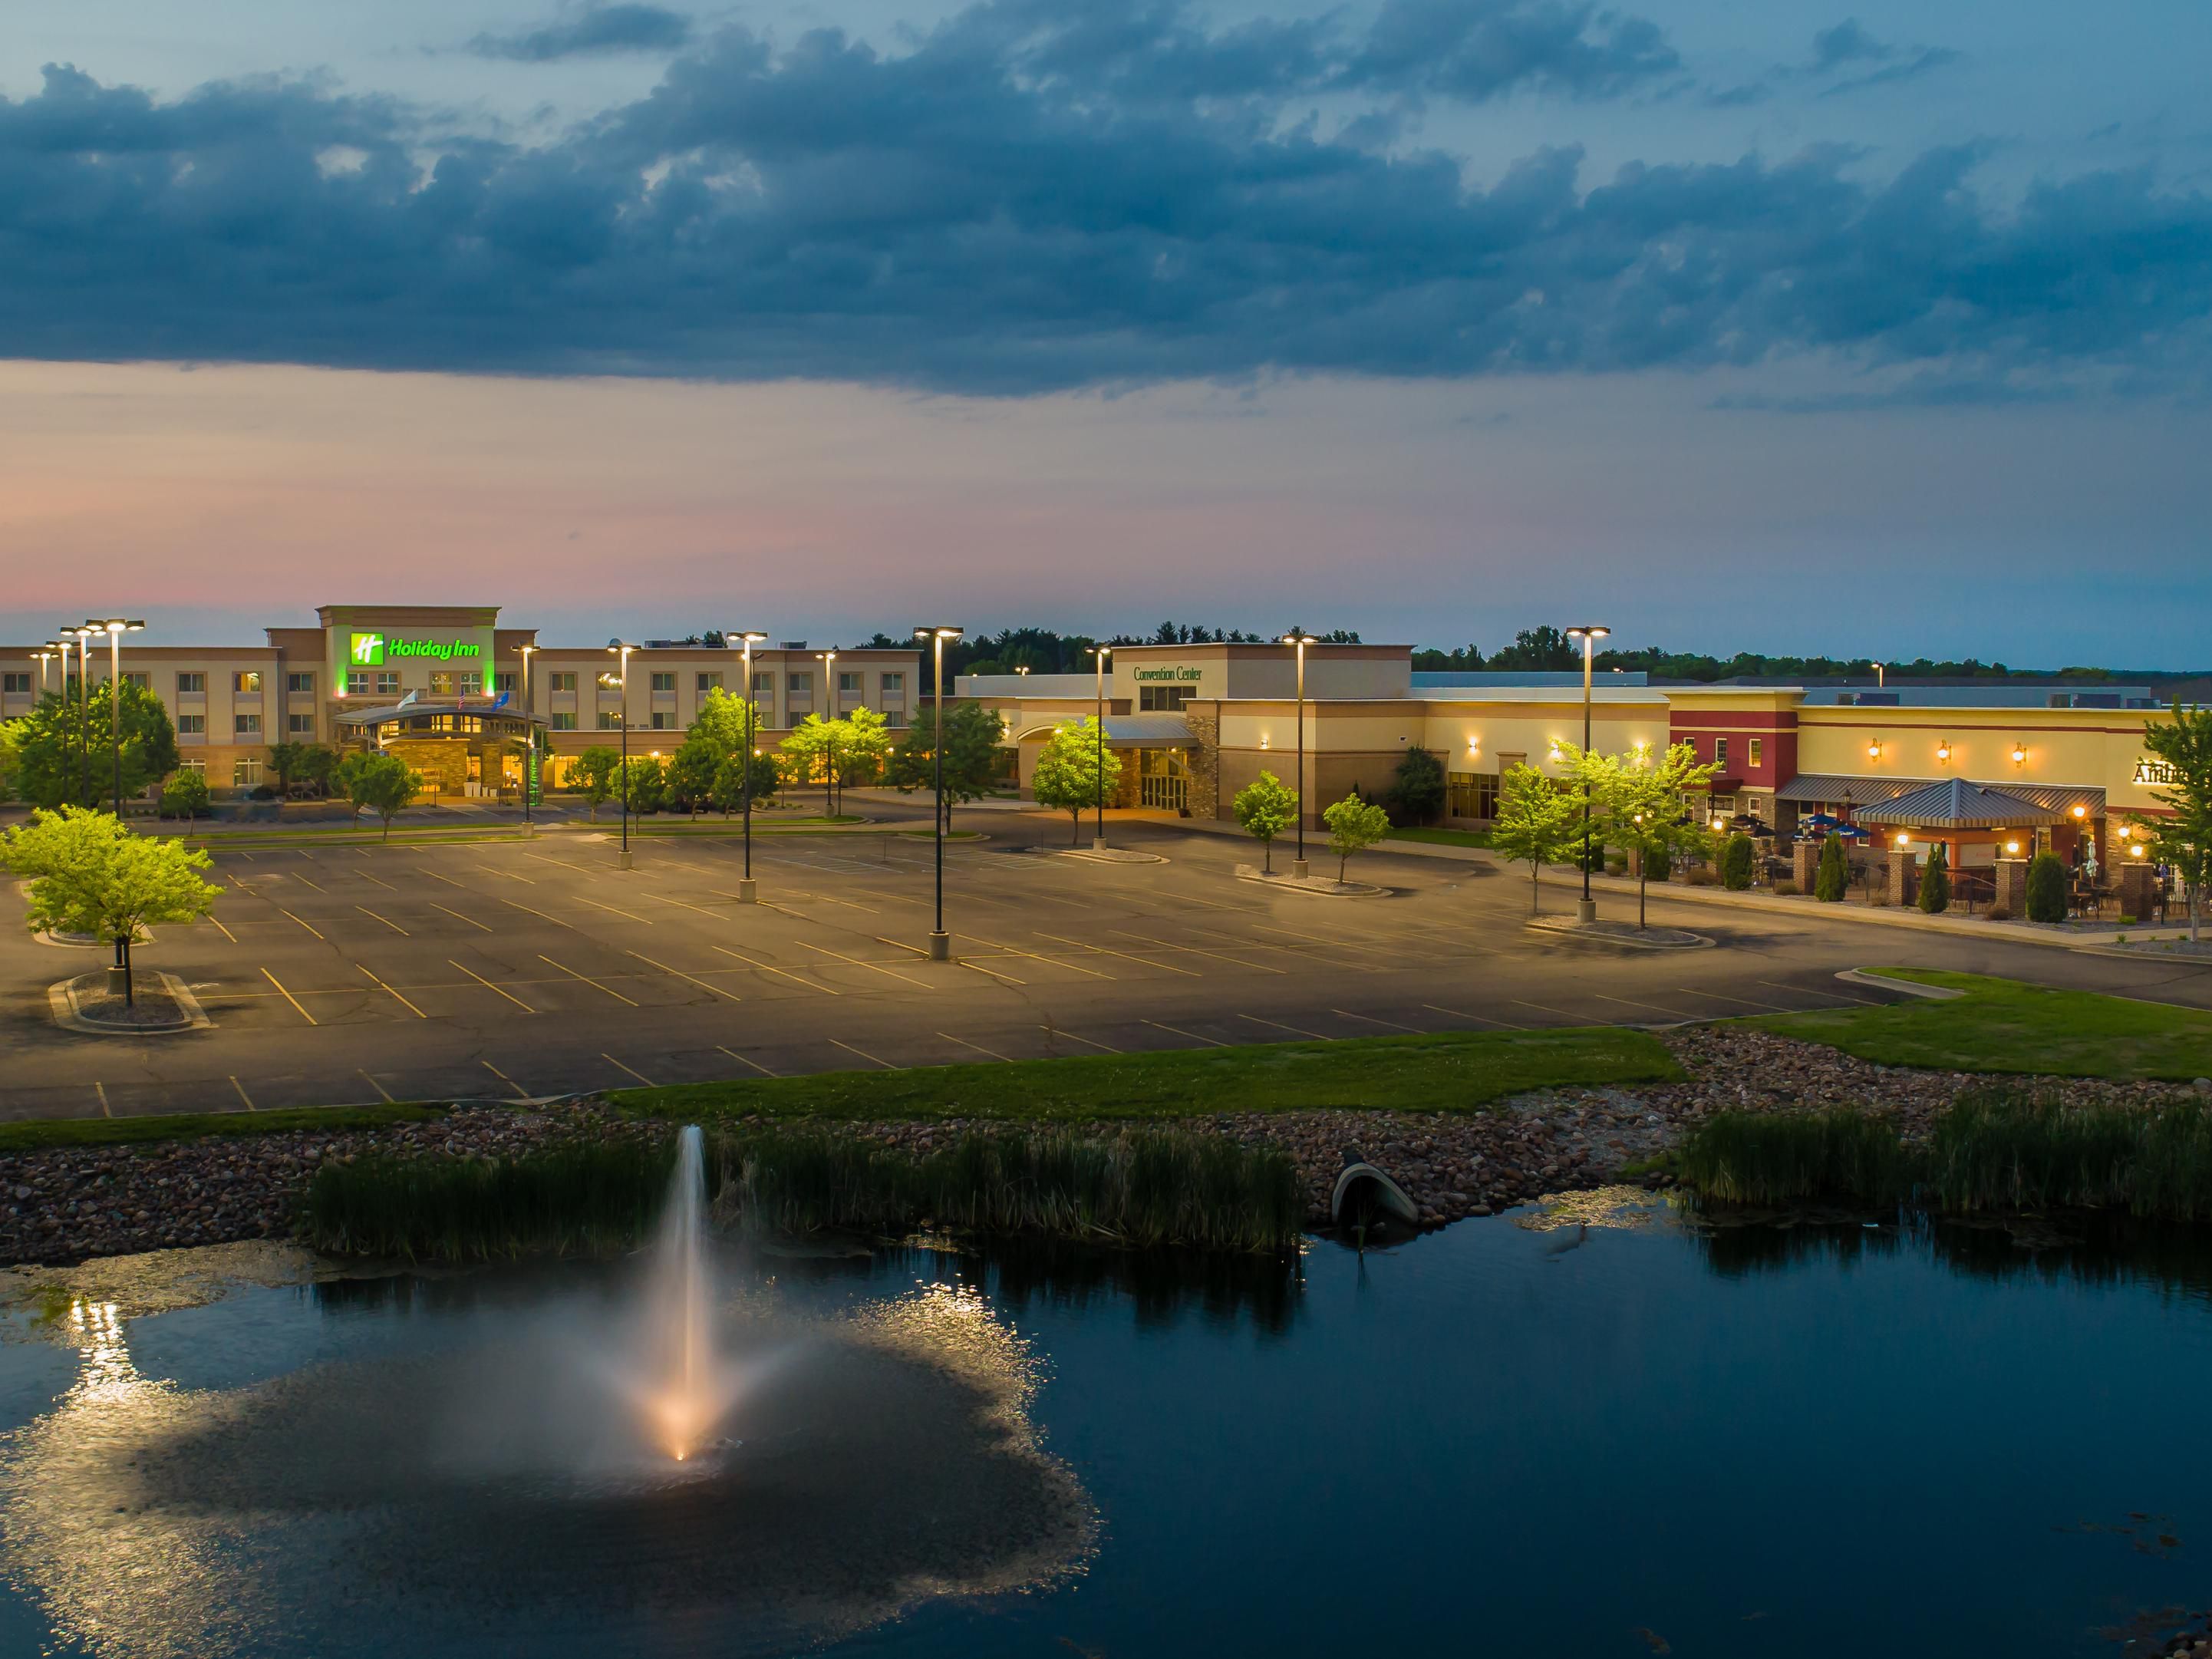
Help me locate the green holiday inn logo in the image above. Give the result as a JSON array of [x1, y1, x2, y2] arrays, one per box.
[[347, 632, 479, 665]]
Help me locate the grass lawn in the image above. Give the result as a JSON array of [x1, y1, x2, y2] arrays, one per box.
[[613, 1026, 1679, 1123], [1386, 826, 1492, 849], [0, 1102, 447, 1156], [1752, 970, 2212, 1081]]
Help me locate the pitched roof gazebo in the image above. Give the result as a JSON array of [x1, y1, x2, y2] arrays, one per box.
[[1851, 778, 2064, 833]]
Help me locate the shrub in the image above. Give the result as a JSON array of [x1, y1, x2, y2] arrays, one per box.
[[1917, 840, 1951, 914], [1720, 833, 1755, 889], [1381, 746, 1446, 826], [1814, 833, 1850, 902], [1773, 878, 1800, 897], [158, 770, 211, 823], [1642, 846, 1669, 883], [2026, 852, 2068, 922]]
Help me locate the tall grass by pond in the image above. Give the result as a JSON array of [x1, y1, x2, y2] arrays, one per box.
[[298, 1126, 1306, 1259], [1679, 1088, 2212, 1221]]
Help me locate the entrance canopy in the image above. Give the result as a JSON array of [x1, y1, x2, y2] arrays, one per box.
[[1851, 779, 2065, 830], [1779, 772, 2104, 819], [334, 701, 546, 737]]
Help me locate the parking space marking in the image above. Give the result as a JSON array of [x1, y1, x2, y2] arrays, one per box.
[[1237, 922, 1386, 971], [1422, 1003, 1525, 1030], [94, 1081, 112, 1119], [1041, 1024, 1120, 1053], [1674, 987, 1788, 1012], [1114, 929, 1286, 975], [964, 934, 1113, 980], [716, 1044, 778, 1078], [523, 853, 595, 876], [1142, 1017, 1226, 1047], [710, 944, 838, 994], [602, 1052, 656, 1086], [503, 899, 575, 930], [207, 915, 239, 944], [799, 941, 934, 989], [412, 865, 469, 888], [627, 950, 743, 1003], [230, 1076, 255, 1110], [430, 902, 493, 933], [539, 954, 640, 1006], [646, 892, 734, 919], [262, 967, 318, 1025], [828, 1037, 901, 1070], [576, 896, 653, 923], [1331, 1007, 1422, 1033], [354, 869, 398, 891], [1036, 931, 1202, 978], [450, 959, 535, 1013], [356, 905, 408, 936], [358, 963, 427, 1018], [476, 863, 535, 884], [875, 935, 1028, 986], [279, 907, 325, 940], [938, 1031, 1011, 1062], [360, 1070, 395, 1103], [482, 1060, 529, 1100], [1510, 999, 1593, 1024], [292, 872, 327, 893], [1758, 978, 1877, 1006], [1238, 1013, 1329, 1040], [1591, 993, 1698, 1021]]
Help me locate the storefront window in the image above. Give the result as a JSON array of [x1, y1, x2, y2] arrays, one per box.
[[232, 757, 263, 788], [1140, 685, 1195, 711], [1447, 772, 1500, 820]]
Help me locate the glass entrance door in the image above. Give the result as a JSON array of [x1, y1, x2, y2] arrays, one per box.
[[1139, 748, 1189, 811]]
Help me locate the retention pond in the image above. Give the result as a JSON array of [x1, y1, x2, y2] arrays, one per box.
[[2, 1195, 2207, 1657]]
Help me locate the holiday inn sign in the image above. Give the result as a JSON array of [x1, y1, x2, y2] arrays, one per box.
[[348, 632, 483, 666]]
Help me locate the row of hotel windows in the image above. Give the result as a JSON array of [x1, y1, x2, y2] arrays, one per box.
[[7, 667, 907, 704], [174, 714, 318, 736]]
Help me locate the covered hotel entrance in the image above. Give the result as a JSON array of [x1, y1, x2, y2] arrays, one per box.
[[335, 701, 548, 802]]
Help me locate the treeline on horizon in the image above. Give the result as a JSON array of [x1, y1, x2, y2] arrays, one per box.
[[666, 622, 2154, 688]]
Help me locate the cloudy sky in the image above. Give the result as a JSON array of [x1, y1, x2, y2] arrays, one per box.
[[3, 0, 2207, 665]]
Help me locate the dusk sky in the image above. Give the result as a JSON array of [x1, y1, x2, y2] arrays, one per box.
[[3, 0, 2208, 665]]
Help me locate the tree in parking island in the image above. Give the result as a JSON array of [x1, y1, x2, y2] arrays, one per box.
[[1031, 718, 1121, 845], [336, 752, 419, 840], [1490, 763, 1581, 915], [1579, 741, 1720, 929], [572, 746, 621, 821], [1322, 793, 1390, 882], [1233, 770, 1299, 873], [2, 806, 218, 1005], [887, 702, 1007, 830], [2130, 703, 2212, 942]]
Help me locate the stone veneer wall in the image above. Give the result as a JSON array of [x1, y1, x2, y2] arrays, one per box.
[[1184, 706, 1221, 820]]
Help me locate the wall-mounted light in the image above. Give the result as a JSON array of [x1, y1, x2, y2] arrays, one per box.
[[1259, 734, 1271, 750], [2004, 839, 2021, 855], [2072, 803, 2088, 820], [2131, 843, 2148, 858], [1937, 740, 1952, 764], [1894, 831, 1910, 846], [1466, 737, 1480, 757], [1547, 740, 1563, 763], [2012, 742, 2027, 766], [1868, 739, 1883, 760]]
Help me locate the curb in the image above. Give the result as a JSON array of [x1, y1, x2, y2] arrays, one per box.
[[1525, 916, 1714, 952], [1835, 968, 1963, 1001], [1233, 862, 1387, 898], [48, 971, 213, 1037]]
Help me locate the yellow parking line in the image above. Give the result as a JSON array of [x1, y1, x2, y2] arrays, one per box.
[[938, 1031, 1011, 1062], [539, 954, 639, 1006], [360, 1070, 395, 1103], [1422, 1002, 1524, 1030], [357, 963, 427, 1018], [628, 950, 742, 1002], [94, 1080, 112, 1118], [799, 941, 933, 989], [230, 1076, 256, 1110], [262, 966, 318, 1025], [412, 865, 468, 888], [1332, 1007, 1421, 1032], [503, 899, 574, 929], [477, 863, 535, 884], [1509, 999, 1587, 1024], [1238, 1013, 1329, 1040], [523, 852, 593, 876], [711, 944, 837, 994], [482, 1060, 529, 1100], [430, 902, 493, 933], [358, 871, 399, 892], [449, 959, 534, 1013], [602, 1052, 655, 1086], [1592, 992, 1697, 1021], [1673, 987, 1788, 1013], [577, 896, 651, 923], [1040, 1024, 1120, 1053], [1142, 1017, 1226, 1047], [207, 915, 239, 944], [717, 1044, 778, 1077], [357, 905, 408, 936], [292, 873, 326, 893], [279, 908, 325, 940], [964, 933, 1115, 979], [1036, 931, 1201, 978], [828, 1037, 900, 1070], [645, 892, 733, 919], [1113, 929, 1284, 975], [877, 934, 1027, 986]]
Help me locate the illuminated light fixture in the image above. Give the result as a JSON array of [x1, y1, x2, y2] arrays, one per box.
[[2072, 803, 2088, 820], [1709, 814, 1726, 830], [1937, 740, 1952, 764], [2131, 843, 2148, 858], [1016, 665, 1030, 676], [2005, 839, 2021, 855], [1894, 832, 1910, 845], [1868, 739, 1883, 760], [1547, 740, 1563, 763], [2013, 742, 2028, 766], [1259, 734, 1270, 750], [1466, 737, 1479, 755]]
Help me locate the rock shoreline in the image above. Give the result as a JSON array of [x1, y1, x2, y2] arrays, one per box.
[[5, 1027, 2210, 1265]]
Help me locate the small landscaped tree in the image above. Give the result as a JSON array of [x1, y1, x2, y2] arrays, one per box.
[[1490, 763, 1581, 915], [1720, 833, 1755, 890], [1580, 741, 1719, 928], [711, 751, 780, 815], [298, 743, 339, 799], [1815, 832, 1851, 902], [779, 714, 841, 814], [1917, 841, 1951, 913], [1031, 718, 1121, 845], [1233, 770, 1299, 873], [159, 768, 212, 833], [572, 746, 621, 821], [2, 806, 219, 1004], [665, 737, 718, 815], [0, 718, 21, 802], [11, 682, 179, 809], [267, 740, 316, 800], [833, 707, 893, 809], [336, 751, 419, 840], [2026, 850, 2069, 923], [1322, 793, 1390, 882], [620, 754, 667, 815], [1382, 746, 1446, 826], [886, 703, 1007, 830], [2130, 703, 2212, 942]]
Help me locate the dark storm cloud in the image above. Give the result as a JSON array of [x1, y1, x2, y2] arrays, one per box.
[[0, 2, 2204, 397], [469, 3, 694, 62]]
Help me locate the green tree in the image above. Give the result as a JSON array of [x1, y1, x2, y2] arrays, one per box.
[[1490, 762, 1581, 915], [2026, 850, 2069, 923], [267, 740, 315, 799], [1815, 832, 1851, 903], [335, 752, 418, 840], [1232, 770, 1299, 873], [886, 703, 1007, 829], [711, 751, 780, 815], [1031, 717, 1122, 845], [1578, 741, 1720, 928], [833, 707, 893, 806], [666, 736, 720, 814], [11, 683, 180, 810], [1322, 793, 1390, 882], [159, 769, 212, 832], [1720, 833, 1755, 890], [572, 746, 621, 821], [1, 806, 219, 1004], [620, 755, 667, 815], [778, 714, 842, 813], [297, 743, 339, 798], [1917, 840, 1951, 913], [1382, 746, 1446, 826], [0, 719, 23, 802], [2130, 704, 2212, 942]]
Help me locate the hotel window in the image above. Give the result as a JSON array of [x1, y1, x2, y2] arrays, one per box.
[[457, 671, 481, 697], [176, 714, 206, 736], [430, 671, 456, 694], [1139, 684, 1195, 712], [1748, 737, 1763, 769], [1713, 737, 1729, 769], [232, 757, 263, 788], [1, 673, 28, 694], [696, 671, 723, 693], [550, 672, 578, 694], [596, 670, 623, 692], [287, 713, 315, 735], [838, 671, 862, 697], [179, 758, 206, 778], [550, 711, 577, 731], [493, 671, 516, 694], [358, 670, 401, 695], [597, 710, 621, 731], [751, 671, 773, 696], [880, 672, 905, 707], [786, 672, 813, 714], [347, 671, 368, 695], [123, 671, 151, 690], [286, 671, 315, 694], [234, 711, 263, 736], [651, 672, 677, 694], [651, 711, 677, 731], [176, 672, 206, 694], [1447, 772, 1502, 820], [233, 671, 262, 694]]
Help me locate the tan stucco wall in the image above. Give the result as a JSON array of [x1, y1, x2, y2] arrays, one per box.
[[1796, 706, 2169, 813]]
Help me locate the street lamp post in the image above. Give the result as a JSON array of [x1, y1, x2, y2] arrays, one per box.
[[1086, 645, 1112, 849], [815, 649, 840, 817], [607, 641, 636, 869], [66, 625, 97, 806], [1280, 632, 1318, 878], [733, 631, 768, 902], [1564, 625, 1610, 923], [914, 625, 964, 959], [516, 643, 537, 830], [94, 619, 146, 821]]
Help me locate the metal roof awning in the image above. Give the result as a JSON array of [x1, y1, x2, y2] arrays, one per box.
[[1098, 714, 1194, 750], [1853, 779, 2065, 830], [1775, 773, 1933, 804], [335, 700, 546, 729], [1777, 772, 2104, 817]]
